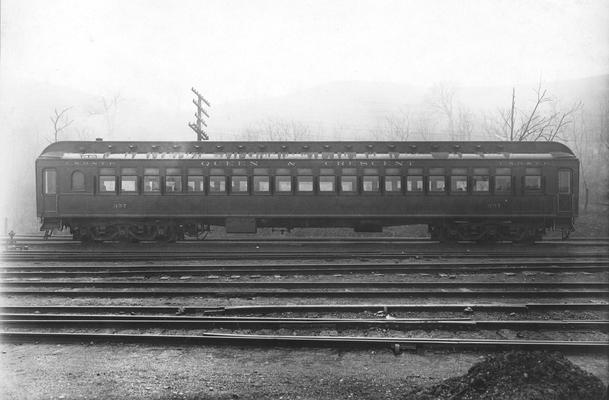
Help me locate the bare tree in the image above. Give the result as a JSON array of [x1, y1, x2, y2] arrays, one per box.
[[88, 93, 122, 136], [428, 83, 456, 140], [412, 111, 437, 140], [241, 119, 313, 141], [456, 107, 474, 141], [50, 107, 73, 142], [492, 82, 582, 142], [373, 111, 411, 141]]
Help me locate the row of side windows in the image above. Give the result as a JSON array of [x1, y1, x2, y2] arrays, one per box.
[[44, 167, 553, 195]]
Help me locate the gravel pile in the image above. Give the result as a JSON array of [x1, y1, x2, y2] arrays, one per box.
[[404, 351, 607, 400]]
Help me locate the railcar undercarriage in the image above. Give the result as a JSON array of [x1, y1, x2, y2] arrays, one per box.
[[50, 216, 573, 244], [427, 219, 571, 243], [67, 220, 211, 242]]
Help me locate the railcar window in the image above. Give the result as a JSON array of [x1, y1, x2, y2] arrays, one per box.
[[428, 168, 446, 192], [143, 168, 160, 193], [275, 175, 292, 193], [121, 176, 137, 192], [165, 176, 182, 192], [253, 176, 270, 193], [472, 168, 490, 192], [406, 176, 423, 192], [473, 176, 490, 192], [187, 176, 204, 192], [98, 168, 116, 193], [297, 176, 314, 192], [99, 176, 115, 192], [44, 169, 57, 194], [558, 170, 571, 193], [362, 176, 380, 192], [524, 167, 542, 190], [120, 168, 138, 193], [209, 176, 226, 193], [494, 176, 512, 193], [231, 176, 249, 193], [406, 168, 423, 192], [164, 168, 182, 193], [429, 176, 446, 192], [385, 176, 402, 192], [71, 171, 85, 191], [340, 176, 357, 193], [450, 176, 467, 192], [319, 176, 336, 192], [494, 168, 512, 194], [143, 176, 160, 192], [450, 169, 468, 192]]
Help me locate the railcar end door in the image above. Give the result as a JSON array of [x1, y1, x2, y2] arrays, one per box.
[[42, 168, 58, 215], [557, 169, 572, 214]]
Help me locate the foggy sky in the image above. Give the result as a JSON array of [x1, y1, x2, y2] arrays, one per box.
[[2, 0, 608, 108]]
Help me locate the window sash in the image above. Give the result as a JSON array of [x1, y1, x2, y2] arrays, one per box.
[[231, 176, 249, 193], [428, 176, 446, 192], [472, 176, 490, 192], [99, 176, 116, 192], [319, 176, 336, 192], [384, 176, 401, 192], [165, 176, 182, 193], [297, 176, 314, 192], [558, 170, 571, 194], [209, 176, 226, 193], [275, 176, 292, 192], [340, 176, 357, 192], [187, 176, 204, 192], [450, 176, 468, 192], [44, 169, 57, 194], [253, 176, 270, 192], [524, 175, 542, 190], [143, 176, 160, 192], [362, 176, 380, 192], [71, 171, 85, 191], [494, 175, 512, 193], [406, 176, 423, 192], [121, 176, 138, 193]]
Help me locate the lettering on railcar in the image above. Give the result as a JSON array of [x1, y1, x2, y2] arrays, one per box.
[[113, 203, 128, 209], [486, 200, 509, 209]]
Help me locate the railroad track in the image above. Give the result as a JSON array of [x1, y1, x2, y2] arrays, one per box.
[[2, 244, 607, 356], [4, 235, 608, 244], [2, 308, 607, 353], [2, 283, 608, 299], [2, 249, 607, 262], [2, 314, 607, 331], [2, 331, 605, 353], [2, 302, 608, 314], [2, 259, 607, 278]]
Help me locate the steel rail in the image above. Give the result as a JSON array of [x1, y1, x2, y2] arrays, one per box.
[[1, 303, 606, 315], [3, 250, 607, 262], [2, 281, 607, 289], [2, 260, 607, 278], [1, 331, 606, 352], [4, 235, 607, 242], [1, 316, 607, 331], [2, 288, 607, 298]]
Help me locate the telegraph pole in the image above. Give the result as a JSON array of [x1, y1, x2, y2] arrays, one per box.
[[188, 87, 211, 141]]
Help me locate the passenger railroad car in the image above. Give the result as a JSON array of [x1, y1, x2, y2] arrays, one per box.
[[36, 140, 579, 242]]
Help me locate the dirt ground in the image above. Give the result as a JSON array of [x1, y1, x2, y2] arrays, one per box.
[[1, 343, 607, 400]]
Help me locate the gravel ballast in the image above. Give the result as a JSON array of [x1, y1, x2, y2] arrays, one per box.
[[404, 350, 607, 400]]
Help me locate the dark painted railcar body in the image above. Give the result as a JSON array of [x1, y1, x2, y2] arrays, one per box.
[[36, 141, 579, 242]]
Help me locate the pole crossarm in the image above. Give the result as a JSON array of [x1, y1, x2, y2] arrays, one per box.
[[189, 87, 211, 141]]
